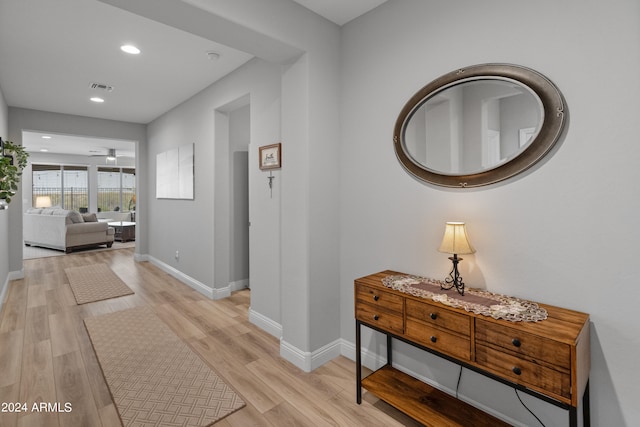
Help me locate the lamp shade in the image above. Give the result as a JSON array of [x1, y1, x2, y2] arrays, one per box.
[[35, 196, 52, 208], [438, 222, 475, 255]]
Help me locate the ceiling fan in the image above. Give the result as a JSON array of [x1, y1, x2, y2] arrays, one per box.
[[89, 148, 118, 163]]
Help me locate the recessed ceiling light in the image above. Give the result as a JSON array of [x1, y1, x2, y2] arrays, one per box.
[[206, 51, 220, 61], [41, 135, 51, 139], [40, 148, 49, 152], [90, 97, 105, 103], [121, 44, 141, 55]]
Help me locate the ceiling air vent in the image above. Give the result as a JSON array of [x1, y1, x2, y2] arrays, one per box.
[[89, 82, 114, 92]]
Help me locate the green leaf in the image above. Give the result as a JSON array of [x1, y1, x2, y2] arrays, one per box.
[[0, 139, 29, 205]]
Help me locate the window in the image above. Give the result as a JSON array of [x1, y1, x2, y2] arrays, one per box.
[[97, 167, 136, 212], [32, 164, 88, 210], [63, 166, 88, 211], [122, 168, 136, 211], [32, 164, 62, 207]]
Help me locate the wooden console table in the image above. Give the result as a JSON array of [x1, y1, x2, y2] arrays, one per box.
[[355, 270, 590, 426]]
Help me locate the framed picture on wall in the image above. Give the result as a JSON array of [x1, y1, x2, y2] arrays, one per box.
[[259, 143, 282, 170], [156, 143, 194, 199]]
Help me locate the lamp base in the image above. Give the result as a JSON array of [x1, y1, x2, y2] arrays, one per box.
[[441, 254, 465, 296]]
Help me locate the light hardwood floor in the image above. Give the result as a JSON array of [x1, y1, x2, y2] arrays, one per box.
[[0, 248, 422, 426]]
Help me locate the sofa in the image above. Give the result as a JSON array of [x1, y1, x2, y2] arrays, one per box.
[[96, 211, 132, 222], [24, 207, 115, 253]]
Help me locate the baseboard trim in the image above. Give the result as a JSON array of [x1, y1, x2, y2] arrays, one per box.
[[0, 276, 9, 314], [280, 338, 342, 372], [145, 255, 215, 299], [133, 252, 148, 263], [141, 255, 248, 300], [229, 279, 249, 292], [0, 269, 25, 314], [340, 338, 388, 371], [248, 308, 282, 339]]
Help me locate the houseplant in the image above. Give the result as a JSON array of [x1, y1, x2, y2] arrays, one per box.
[[0, 139, 29, 207]]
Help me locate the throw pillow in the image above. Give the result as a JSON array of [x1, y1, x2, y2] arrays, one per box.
[[82, 213, 98, 222], [67, 211, 84, 223]]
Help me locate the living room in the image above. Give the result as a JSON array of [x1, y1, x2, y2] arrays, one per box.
[[1, 0, 639, 426], [21, 131, 137, 257]]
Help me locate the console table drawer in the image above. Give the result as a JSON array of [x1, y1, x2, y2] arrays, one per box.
[[406, 319, 470, 360], [476, 344, 571, 400], [406, 299, 470, 336], [356, 303, 404, 334], [356, 284, 404, 314], [476, 319, 570, 369]]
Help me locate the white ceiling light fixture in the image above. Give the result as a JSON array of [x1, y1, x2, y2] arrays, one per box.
[[206, 51, 220, 61], [120, 44, 141, 55], [90, 97, 105, 103], [41, 135, 51, 139]]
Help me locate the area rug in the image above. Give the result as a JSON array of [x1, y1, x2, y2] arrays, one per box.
[[65, 263, 134, 304], [84, 306, 245, 426]]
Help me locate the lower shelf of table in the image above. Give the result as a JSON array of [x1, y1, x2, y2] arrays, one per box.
[[361, 365, 510, 427]]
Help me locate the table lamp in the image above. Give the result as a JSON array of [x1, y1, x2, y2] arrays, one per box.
[[438, 222, 475, 295], [35, 196, 52, 208]]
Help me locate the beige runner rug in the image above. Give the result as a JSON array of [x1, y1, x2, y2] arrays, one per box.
[[84, 306, 245, 426], [65, 263, 134, 304]]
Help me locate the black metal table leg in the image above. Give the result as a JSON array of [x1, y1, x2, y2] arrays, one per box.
[[356, 320, 362, 404], [569, 406, 577, 427], [583, 380, 590, 427], [571, 379, 590, 427]]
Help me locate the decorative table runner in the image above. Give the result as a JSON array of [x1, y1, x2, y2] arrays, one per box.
[[381, 275, 547, 322]]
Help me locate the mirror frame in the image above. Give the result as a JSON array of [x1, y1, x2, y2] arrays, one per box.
[[393, 64, 566, 188]]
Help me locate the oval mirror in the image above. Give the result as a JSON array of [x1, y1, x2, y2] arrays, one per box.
[[394, 64, 565, 187]]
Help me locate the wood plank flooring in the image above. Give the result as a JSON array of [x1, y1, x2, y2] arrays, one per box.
[[0, 249, 422, 426]]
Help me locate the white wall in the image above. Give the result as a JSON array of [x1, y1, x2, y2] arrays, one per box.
[[138, 0, 343, 368], [340, 0, 640, 425], [146, 58, 282, 315]]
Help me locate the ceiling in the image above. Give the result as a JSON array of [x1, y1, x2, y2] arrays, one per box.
[[292, 0, 387, 26], [0, 0, 386, 156], [0, 0, 254, 125], [22, 131, 136, 159]]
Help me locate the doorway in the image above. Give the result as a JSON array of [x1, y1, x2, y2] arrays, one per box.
[[214, 97, 250, 293], [229, 105, 250, 289], [21, 131, 137, 259]]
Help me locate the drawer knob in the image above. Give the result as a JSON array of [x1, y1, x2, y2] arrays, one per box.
[[512, 367, 522, 375], [511, 338, 521, 347], [373, 314, 379, 321], [430, 313, 437, 320], [373, 295, 379, 301], [430, 336, 437, 343]]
